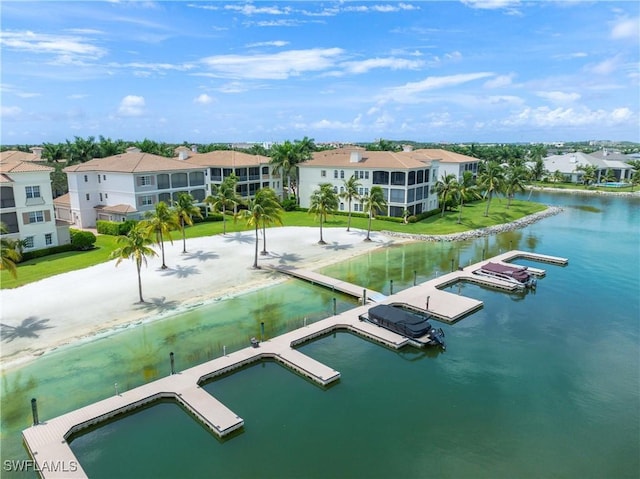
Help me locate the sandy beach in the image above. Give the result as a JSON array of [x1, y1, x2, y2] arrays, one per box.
[[0, 227, 405, 371]]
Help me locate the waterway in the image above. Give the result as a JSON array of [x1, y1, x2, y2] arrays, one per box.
[[1, 192, 638, 478]]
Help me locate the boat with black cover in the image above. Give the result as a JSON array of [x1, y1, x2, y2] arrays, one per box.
[[359, 303, 446, 349]]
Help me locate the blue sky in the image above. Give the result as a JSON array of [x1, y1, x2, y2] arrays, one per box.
[[1, 1, 638, 145]]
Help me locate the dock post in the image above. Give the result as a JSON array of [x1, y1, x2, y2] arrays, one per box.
[[260, 322, 265, 341], [114, 383, 119, 396], [414, 271, 417, 286], [451, 258, 454, 272], [333, 298, 337, 315], [223, 345, 227, 356], [362, 289, 367, 305], [31, 398, 39, 426], [482, 248, 485, 260], [170, 352, 175, 375], [390, 280, 394, 295], [426, 295, 430, 311]]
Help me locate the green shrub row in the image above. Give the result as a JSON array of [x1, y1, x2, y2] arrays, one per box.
[[96, 220, 136, 236], [20, 243, 77, 261]]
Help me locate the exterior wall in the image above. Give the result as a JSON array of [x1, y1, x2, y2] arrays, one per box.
[[207, 164, 282, 200], [298, 161, 440, 217], [438, 161, 478, 181], [1, 170, 62, 251]]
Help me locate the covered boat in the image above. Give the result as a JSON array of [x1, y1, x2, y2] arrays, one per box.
[[360, 303, 446, 349], [473, 261, 536, 288]]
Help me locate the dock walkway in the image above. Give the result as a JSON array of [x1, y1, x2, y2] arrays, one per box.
[[22, 250, 567, 478]]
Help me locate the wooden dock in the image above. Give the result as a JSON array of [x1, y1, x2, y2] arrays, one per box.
[[22, 250, 567, 478]]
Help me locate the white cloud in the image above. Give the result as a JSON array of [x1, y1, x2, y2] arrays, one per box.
[[484, 74, 515, 89], [0, 30, 106, 59], [461, 0, 520, 10], [224, 4, 292, 15], [200, 48, 344, 80], [194, 94, 213, 104], [505, 105, 635, 128], [535, 91, 581, 103], [382, 72, 495, 103], [341, 57, 423, 74], [610, 17, 639, 40], [587, 56, 621, 75], [246, 40, 289, 48], [1, 106, 22, 118], [118, 95, 145, 117]]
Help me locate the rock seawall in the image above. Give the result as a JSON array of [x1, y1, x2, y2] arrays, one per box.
[[383, 206, 563, 242]]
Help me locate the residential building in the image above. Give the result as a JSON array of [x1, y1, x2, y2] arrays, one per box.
[[0, 150, 70, 251], [181, 150, 283, 200], [415, 148, 480, 181], [61, 148, 207, 228], [298, 147, 440, 217], [543, 151, 634, 183]]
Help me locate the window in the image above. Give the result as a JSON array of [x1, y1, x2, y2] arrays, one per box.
[[417, 170, 424, 184], [138, 175, 153, 186], [99, 193, 103, 202], [24, 236, 34, 248], [321, 170, 326, 178], [105, 193, 108, 199], [390, 189, 405, 203], [45, 233, 53, 246], [408, 171, 416, 186], [372, 171, 389, 185], [86, 193, 90, 201], [333, 186, 338, 193], [84, 175, 88, 182], [407, 188, 415, 202], [334, 170, 338, 179], [25, 186, 41, 198], [365, 171, 369, 180], [28, 211, 45, 223], [340, 170, 345, 179], [391, 172, 405, 186], [98, 175, 101, 184], [339, 202, 344, 211], [140, 195, 154, 206], [103, 175, 107, 181]]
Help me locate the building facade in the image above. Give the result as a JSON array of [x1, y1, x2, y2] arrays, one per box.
[[416, 148, 480, 181], [298, 148, 440, 217], [0, 151, 70, 251], [62, 148, 208, 228]]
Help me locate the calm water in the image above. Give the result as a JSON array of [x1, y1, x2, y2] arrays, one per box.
[[2, 192, 638, 478]]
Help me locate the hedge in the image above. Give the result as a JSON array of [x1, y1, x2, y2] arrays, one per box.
[[96, 220, 136, 236], [70, 229, 97, 250], [20, 243, 76, 261]]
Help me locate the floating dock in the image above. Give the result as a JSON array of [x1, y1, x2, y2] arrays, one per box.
[[22, 250, 567, 478]]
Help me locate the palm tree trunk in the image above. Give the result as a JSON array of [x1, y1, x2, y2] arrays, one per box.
[[458, 200, 464, 224], [136, 260, 144, 303], [365, 212, 372, 242], [261, 223, 268, 255], [182, 218, 187, 253], [253, 224, 259, 269], [347, 201, 352, 232], [159, 231, 167, 269], [484, 192, 492, 217], [222, 206, 227, 235], [319, 216, 325, 244]]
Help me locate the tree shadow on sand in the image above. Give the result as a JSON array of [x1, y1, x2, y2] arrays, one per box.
[[265, 252, 302, 265], [160, 265, 200, 278], [135, 296, 180, 312], [323, 242, 354, 251], [223, 232, 254, 245], [0, 317, 53, 342], [183, 250, 219, 262]]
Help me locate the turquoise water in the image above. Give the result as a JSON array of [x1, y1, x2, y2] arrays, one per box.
[[2, 193, 639, 478]]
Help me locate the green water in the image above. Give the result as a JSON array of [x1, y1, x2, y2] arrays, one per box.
[[2, 193, 639, 478]]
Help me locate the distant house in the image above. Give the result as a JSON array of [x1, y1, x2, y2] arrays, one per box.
[[180, 149, 283, 200], [62, 147, 207, 228], [543, 151, 634, 183], [298, 147, 440, 217], [0, 150, 70, 251]]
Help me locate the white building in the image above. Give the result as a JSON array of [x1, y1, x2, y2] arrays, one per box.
[[298, 148, 440, 217], [542, 151, 634, 183], [61, 148, 207, 228], [0, 150, 70, 250], [180, 149, 283, 200], [416, 148, 480, 181]]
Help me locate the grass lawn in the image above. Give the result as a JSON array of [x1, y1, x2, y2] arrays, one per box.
[[0, 198, 546, 289]]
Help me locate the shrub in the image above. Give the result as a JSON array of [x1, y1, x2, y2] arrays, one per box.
[[281, 197, 298, 211], [96, 220, 120, 236], [20, 244, 76, 262], [407, 215, 418, 223], [70, 229, 97, 250]]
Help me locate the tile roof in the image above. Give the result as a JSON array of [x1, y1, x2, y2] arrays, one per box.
[[303, 148, 438, 169], [413, 149, 480, 163], [53, 193, 71, 206], [94, 204, 138, 214], [0, 152, 54, 174], [184, 150, 271, 167], [63, 152, 204, 174]]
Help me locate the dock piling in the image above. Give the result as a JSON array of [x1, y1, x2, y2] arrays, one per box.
[[451, 258, 454, 272], [114, 383, 119, 396], [31, 398, 39, 426], [333, 298, 336, 315], [390, 280, 394, 295], [260, 322, 265, 342], [223, 345, 226, 356], [170, 352, 175, 375], [362, 289, 367, 305], [413, 271, 417, 286]]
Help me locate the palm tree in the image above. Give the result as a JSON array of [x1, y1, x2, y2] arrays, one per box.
[[362, 186, 387, 242], [309, 183, 339, 245], [140, 201, 179, 269], [238, 190, 283, 269], [339, 175, 361, 231], [503, 164, 528, 208], [270, 140, 304, 200], [173, 193, 203, 253], [256, 188, 284, 255], [205, 175, 239, 235], [529, 157, 546, 182], [602, 168, 616, 183], [576, 164, 597, 186], [1, 223, 22, 279], [110, 223, 158, 303], [477, 161, 505, 217], [455, 171, 481, 224], [434, 173, 459, 218]]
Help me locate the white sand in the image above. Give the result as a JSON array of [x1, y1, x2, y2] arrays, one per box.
[[0, 227, 406, 371]]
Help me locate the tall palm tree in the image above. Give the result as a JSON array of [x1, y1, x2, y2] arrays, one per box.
[[205, 175, 239, 235], [362, 186, 387, 242], [455, 171, 481, 224], [140, 201, 179, 269], [256, 188, 284, 255], [339, 175, 361, 231], [503, 164, 528, 208], [238, 190, 282, 269], [270, 140, 303, 200], [477, 161, 505, 217], [309, 183, 339, 245], [110, 223, 158, 303], [576, 164, 597, 186], [173, 193, 203, 253], [1, 223, 22, 279], [434, 173, 459, 217]]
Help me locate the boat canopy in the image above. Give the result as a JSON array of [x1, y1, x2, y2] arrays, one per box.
[[480, 262, 530, 282]]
